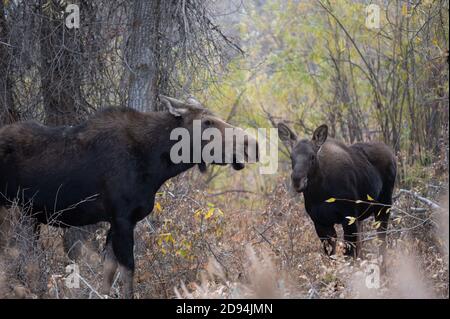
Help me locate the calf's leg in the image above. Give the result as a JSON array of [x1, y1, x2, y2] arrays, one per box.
[[314, 222, 337, 256], [374, 206, 390, 271], [343, 222, 359, 258], [375, 182, 394, 271]]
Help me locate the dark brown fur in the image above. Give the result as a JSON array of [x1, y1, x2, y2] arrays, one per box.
[[0, 100, 256, 298], [279, 123, 396, 259]]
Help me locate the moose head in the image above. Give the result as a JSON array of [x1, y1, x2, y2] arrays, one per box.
[[278, 123, 328, 192], [159, 95, 259, 172]]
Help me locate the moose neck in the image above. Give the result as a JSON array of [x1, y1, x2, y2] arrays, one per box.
[[135, 111, 198, 190], [304, 156, 323, 201]]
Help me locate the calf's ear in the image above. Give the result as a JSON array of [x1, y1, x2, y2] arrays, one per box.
[[277, 122, 297, 150], [312, 124, 328, 148]]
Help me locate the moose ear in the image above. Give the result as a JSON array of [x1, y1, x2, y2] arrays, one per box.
[[277, 122, 297, 150], [312, 124, 328, 148], [186, 96, 203, 109], [159, 95, 189, 117]]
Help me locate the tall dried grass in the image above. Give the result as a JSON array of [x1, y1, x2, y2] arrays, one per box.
[[0, 170, 448, 299]]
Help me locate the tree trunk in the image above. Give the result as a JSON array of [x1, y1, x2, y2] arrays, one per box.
[[39, 0, 86, 126], [127, 0, 162, 112], [0, 1, 17, 125]]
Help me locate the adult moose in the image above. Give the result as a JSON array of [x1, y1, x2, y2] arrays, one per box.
[[0, 96, 258, 298], [278, 123, 396, 260]]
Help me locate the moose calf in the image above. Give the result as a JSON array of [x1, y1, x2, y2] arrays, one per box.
[[278, 123, 396, 259]]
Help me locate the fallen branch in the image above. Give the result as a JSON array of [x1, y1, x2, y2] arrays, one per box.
[[393, 189, 441, 210], [76, 273, 105, 299], [206, 189, 256, 197]]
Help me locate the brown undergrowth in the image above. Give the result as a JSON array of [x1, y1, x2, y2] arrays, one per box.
[[0, 168, 448, 299]]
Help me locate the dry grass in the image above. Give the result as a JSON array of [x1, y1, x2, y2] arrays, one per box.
[[0, 168, 448, 299]]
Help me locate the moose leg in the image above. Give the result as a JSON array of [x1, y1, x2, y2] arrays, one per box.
[[355, 220, 363, 257], [111, 219, 135, 299], [314, 222, 337, 256], [32, 221, 41, 238], [375, 207, 390, 270], [102, 228, 118, 295], [343, 222, 359, 258], [31, 221, 42, 249], [375, 181, 393, 271]]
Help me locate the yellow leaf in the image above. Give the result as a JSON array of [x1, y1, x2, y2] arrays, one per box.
[[325, 198, 336, 203], [367, 194, 374, 201], [401, 4, 408, 16], [205, 207, 215, 219], [346, 216, 356, 225], [158, 232, 174, 244], [194, 209, 203, 220], [154, 202, 162, 212], [373, 221, 382, 229], [376, 208, 383, 217]]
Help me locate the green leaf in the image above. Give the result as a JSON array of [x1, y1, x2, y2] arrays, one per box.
[[325, 197, 336, 203]]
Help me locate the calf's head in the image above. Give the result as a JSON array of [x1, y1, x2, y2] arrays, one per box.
[[159, 95, 258, 171], [278, 123, 328, 192]]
